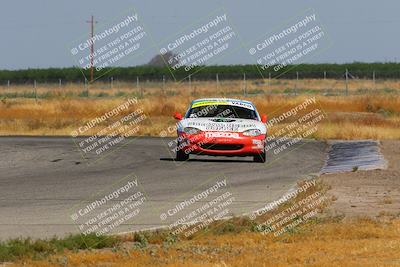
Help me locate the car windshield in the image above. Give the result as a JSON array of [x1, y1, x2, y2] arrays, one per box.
[[187, 104, 258, 120]]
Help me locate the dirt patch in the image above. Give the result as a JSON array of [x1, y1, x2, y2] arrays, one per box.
[[322, 140, 400, 219]]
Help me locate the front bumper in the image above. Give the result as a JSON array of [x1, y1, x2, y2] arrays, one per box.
[[178, 132, 266, 156]]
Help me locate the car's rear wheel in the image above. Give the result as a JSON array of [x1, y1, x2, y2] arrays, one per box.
[[253, 149, 266, 163], [176, 145, 189, 161]]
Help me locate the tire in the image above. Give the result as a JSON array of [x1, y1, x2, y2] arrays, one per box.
[[176, 146, 189, 161], [253, 150, 266, 163]]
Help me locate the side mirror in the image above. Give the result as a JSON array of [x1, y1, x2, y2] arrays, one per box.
[[174, 112, 183, 120], [261, 114, 268, 123]]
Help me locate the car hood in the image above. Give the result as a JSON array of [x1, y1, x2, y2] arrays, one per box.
[[178, 118, 267, 134]]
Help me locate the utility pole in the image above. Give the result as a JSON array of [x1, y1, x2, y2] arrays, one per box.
[[86, 15, 97, 83], [268, 72, 271, 94], [162, 75, 166, 95], [216, 73, 219, 94], [243, 73, 247, 97], [84, 78, 88, 96], [345, 69, 349, 96], [34, 80, 37, 102], [372, 70, 376, 90], [137, 76, 142, 97], [188, 75, 192, 95]]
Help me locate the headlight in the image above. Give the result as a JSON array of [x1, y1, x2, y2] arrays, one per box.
[[242, 129, 261, 137], [183, 127, 202, 135]]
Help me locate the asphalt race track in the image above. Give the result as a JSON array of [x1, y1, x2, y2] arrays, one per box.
[[0, 137, 327, 240]]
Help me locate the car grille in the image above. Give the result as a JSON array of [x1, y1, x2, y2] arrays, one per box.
[[200, 143, 244, 151]]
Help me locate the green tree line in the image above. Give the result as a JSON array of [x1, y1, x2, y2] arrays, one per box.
[[1, 63, 399, 83]]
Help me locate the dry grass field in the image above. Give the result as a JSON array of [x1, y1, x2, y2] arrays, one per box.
[[10, 219, 399, 267], [0, 78, 399, 139], [0, 82, 399, 139]]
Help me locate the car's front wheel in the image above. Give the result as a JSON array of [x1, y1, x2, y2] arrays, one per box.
[[253, 149, 266, 163], [176, 145, 189, 161]]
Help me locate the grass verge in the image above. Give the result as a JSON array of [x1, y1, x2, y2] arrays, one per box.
[[0, 234, 120, 263]]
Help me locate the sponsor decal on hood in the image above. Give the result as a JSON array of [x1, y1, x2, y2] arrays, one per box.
[[179, 118, 266, 134], [191, 99, 255, 110]]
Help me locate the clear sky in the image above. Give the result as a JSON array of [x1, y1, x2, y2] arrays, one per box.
[[0, 0, 399, 70]]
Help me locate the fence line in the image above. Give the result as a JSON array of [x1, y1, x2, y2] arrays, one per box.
[[2, 69, 400, 86], [1, 70, 399, 99]]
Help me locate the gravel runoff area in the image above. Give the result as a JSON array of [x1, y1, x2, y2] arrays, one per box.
[[322, 140, 399, 219]]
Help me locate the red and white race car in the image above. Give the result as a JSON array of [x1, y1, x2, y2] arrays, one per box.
[[173, 98, 268, 162]]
